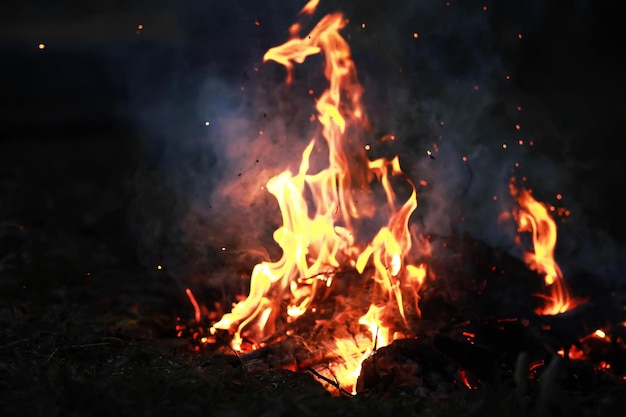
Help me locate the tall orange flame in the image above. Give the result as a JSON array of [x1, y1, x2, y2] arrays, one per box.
[[509, 178, 576, 315], [212, 1, 426, 391]]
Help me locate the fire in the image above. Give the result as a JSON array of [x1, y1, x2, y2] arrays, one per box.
[[189, 0, 602, 395], [508, 178, 577, 315], [212, 0, 426, 392]]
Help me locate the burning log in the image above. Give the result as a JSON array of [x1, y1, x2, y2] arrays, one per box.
[[356, 338, 480, 398], [182, 225, 626, 395], [432, 334, 499, 383], [235, 336, 336, 373], [532, 299, 626, 352], [415, 233, 551, 322]]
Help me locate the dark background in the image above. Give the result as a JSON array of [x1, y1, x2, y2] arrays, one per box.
[[1, 0, 624, 296]]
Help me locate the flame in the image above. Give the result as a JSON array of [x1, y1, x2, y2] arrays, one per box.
[[558, 328, 616, 365], [185, 288, 201, 323], [212, 2, 426, 392], [508, 178, 576, 315]]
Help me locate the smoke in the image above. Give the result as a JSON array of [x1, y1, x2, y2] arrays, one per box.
[[332, 0, 626, 284], [123, 0, 327, 289], [126, 0, 625, 293]]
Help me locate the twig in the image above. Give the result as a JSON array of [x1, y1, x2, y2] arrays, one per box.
[[296, 266, 374, 284], [372, 327, 379, 374], [46, 348, 58, 361], [6, 338, 31, 348], [68, 342, 112, 348], [306, 366, 354, 397], [224, 343, 257, 384], [296, 270, 336, 284]]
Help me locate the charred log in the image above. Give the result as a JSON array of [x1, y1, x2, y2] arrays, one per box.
[[356, 338, 479, 398]]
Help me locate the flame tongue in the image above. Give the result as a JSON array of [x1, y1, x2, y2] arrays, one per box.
[[212, 2, 425, 390], [509, 178, 577, 315], [264, 11, 372, 226]]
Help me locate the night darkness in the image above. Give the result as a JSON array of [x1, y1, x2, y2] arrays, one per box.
[[1, 1, 625, 311], [3, 0, 626, 414]]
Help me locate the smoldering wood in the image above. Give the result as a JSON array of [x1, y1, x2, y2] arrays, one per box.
[[235, 336, 337, 372], [355, 337, 478, 397]]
